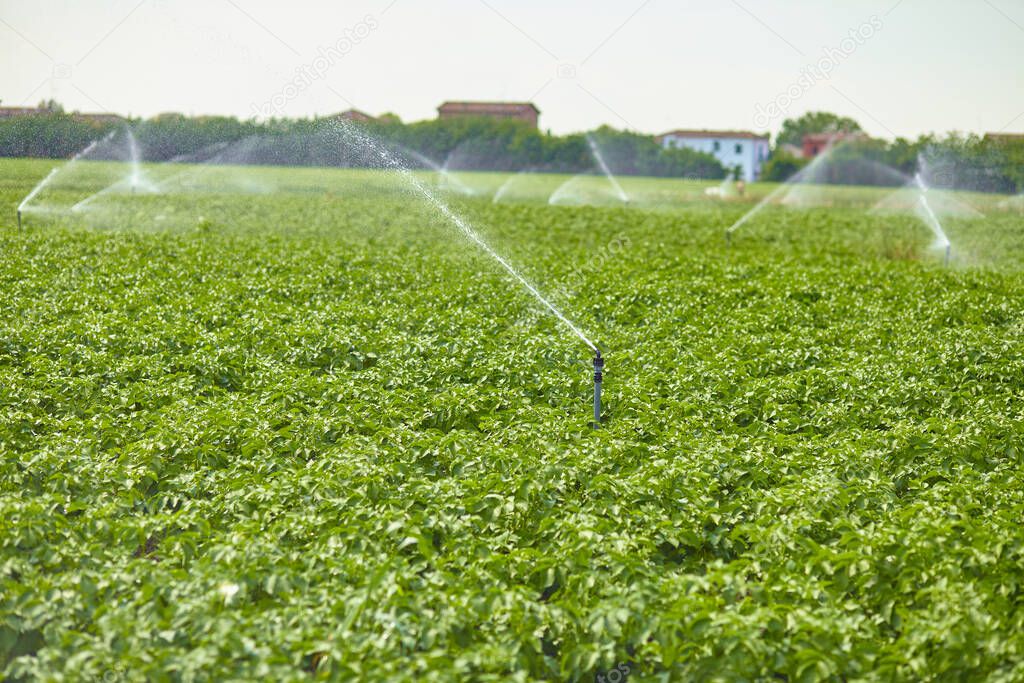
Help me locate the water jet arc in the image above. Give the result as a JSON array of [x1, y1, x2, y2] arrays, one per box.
[[913, 173, 953, 265], [333, 119, 602, 422], [723, 141, 845, 239], [586, 134, 629, 204], [332, 120, 599, 355], [16, 167, 59, 227]]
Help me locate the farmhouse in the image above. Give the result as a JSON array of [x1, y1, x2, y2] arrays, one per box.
[[984, 132, 1024, 145], [802, 132, 866, 158], [74, 112, 125, 125], [333, 109, 376, 123], [655, 129, 770, 181], [0, 106, 123, 124], [437, 101, 540, 129], [0, 106, 45, 119]]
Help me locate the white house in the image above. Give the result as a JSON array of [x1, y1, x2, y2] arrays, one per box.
[[655, 130, 771, 182]]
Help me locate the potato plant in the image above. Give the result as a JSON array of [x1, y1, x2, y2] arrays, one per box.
[[2, 159, 1023, 681]]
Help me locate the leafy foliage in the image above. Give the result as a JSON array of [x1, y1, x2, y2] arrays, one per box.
[[759, 150, 808, 182], [777, 112, 863, 148], [4, 107, 1022, 192], [2, 159, 1024, 681], [0, 111, 724, 179], [0, 113, 113, 159]]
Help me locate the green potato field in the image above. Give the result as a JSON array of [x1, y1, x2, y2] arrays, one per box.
[[2, 157, 1024, 681]]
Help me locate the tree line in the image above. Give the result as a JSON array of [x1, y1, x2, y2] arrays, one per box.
[[0, 109, 727, 179], [0, 106, 1020, 192], [761, 112, 1023, 193]]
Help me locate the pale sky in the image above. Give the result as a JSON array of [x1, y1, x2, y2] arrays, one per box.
[[1, 0, 1022, 140]]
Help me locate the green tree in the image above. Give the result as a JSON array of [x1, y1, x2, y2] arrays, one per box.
[[37, 99, 64, 114], [587, 126, 725, 179], [882, 137, 923, 176], [760, 151, 807, 182], [0, 113, 112, 158], [777, 112, 862, 148]]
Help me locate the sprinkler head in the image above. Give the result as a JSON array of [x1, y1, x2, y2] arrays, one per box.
[[592, 349, 604, 427], [16, 209, 22, 230], [725, 231, 732, 246]]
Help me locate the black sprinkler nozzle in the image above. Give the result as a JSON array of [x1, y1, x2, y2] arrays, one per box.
[[16, 209, 22, 230], [593, 349, 604, 427]]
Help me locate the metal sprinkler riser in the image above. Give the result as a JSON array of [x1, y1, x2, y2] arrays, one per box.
[[593, 349, 604, 427], [16, 209, 22, 230]]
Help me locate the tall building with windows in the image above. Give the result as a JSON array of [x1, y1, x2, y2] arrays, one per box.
[[655, 129, 770, 181]]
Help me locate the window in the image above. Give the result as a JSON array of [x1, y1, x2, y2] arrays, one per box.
[[735, 143, 743, 155], [713, 141, 721, 152]]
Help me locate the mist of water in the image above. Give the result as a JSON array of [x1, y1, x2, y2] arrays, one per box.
[[17, 168, 58, 214], [493, 168, 536, 204], [126, 128, 149, 191], [704, 172, 738, 199], [17, 133, 113, 215], [396, 145, 475, 196], [333, 120, 598, 352], [72, 127, 158, 213], [547, 174, 588, 206], [153, 137, 279, 195], [586, 134, 629, 203], [998, 194, 1024, 212], [913, 173, 951, 249], [725, 142, 844, 235]]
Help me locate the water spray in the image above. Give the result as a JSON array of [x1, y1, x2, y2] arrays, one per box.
[[16, 134, 111, 224], [331, 119, 603, 424], [586, 134, 630, 204], [914, 173, 953, 267], [16, 167, 59, 229], [724, 141, 845, 239]]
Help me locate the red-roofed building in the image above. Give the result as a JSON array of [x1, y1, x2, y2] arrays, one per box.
[[802, 132, 866, 158], [334, 109, 376, 123], [73, 112, 124, 125], [0, 107, 123, 124], [0, 106, 46, 119], [984, 132, 1024, 145], [437, 101, 539, 129]]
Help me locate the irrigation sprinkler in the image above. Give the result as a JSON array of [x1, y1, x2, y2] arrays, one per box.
[[593, 349, 604, 427], [725, 231, 731, 247], [945, 243, 951, 266], [16, 209, 22, 230]]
